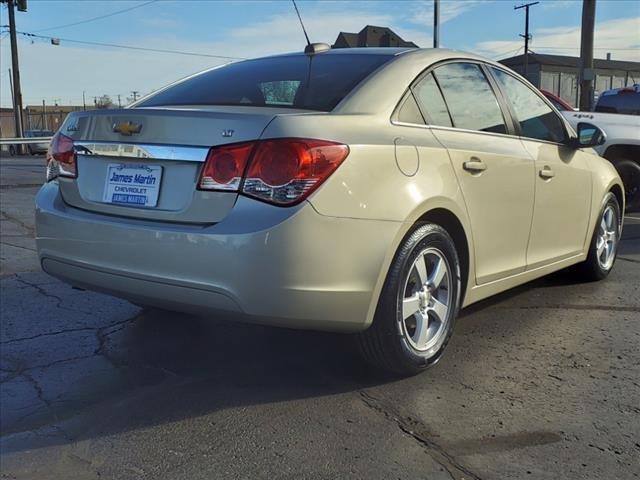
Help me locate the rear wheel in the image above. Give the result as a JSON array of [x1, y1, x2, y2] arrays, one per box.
[[577, 193, 621, 281], [357, 224, 462, 376]]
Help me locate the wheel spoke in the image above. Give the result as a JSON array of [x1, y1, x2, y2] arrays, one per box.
[[428, 257, 446, 289], [604, 208, 614, 230], [413, 313, 430, 349], [597, 237, 606, 257], [600, 217, 607, 234], [429, 298, 448, 324], [414, 255, 428, 285], [402, 294, 421, 320]]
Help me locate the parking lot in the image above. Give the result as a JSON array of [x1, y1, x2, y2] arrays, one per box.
[[1, 154, 639, 480]]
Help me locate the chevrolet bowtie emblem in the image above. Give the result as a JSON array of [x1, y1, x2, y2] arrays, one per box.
[[112, 121, 142, 136]]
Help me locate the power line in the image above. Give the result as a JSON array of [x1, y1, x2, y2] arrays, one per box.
[[534, 46, 638, 51], [3, 29, 245, 60], [33, 0, 159, 33], [490, 45, 523, 60]]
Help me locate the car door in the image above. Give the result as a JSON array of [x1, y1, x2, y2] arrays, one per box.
[[488, 66, 593, 269], [412, 62, 536, 285]]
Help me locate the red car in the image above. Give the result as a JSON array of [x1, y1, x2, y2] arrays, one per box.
[[540, 89, 575, 111]]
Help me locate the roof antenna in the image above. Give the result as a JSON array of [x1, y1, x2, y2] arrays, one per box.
[[292, 0, 330, 54], [292, 0, 311, 48]]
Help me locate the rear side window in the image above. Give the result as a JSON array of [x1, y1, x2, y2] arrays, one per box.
[[412, 73, 452, 127], [138, 54, 395, 112], [396, 93, 425, 124], [491, 68, 567, 143], [432, 63, 507, 134]]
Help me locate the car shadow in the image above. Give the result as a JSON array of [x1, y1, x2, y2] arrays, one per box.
[[1, 220, 637, 454]]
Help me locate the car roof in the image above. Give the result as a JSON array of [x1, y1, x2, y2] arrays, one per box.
[[328, 48, 510, 115]]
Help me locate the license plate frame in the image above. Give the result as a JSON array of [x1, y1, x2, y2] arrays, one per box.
[[103, 163, 163, 208]]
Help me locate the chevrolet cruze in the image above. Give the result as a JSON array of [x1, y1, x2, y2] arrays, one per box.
[[36, 47, 624, 375]]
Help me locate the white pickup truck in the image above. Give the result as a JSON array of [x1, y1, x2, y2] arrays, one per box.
[[561, 110, 639, 212]]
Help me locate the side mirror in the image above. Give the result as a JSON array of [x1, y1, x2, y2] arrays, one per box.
[[570, 122, 607, 148]]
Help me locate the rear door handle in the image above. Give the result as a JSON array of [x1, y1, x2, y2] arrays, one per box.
[[539, 166, 555, 179], [463, 158, 487, 173]]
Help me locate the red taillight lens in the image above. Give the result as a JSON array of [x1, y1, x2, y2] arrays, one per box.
[[242, 139, 349, 205], [46, 132, 76, 181], [198, 142, 254, 191]]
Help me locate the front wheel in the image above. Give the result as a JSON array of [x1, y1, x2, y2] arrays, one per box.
[[357, 224, 462, 376], [577, 192, 621, 281]]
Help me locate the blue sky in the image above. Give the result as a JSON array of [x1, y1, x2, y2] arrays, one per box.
[[1, 0, 638, 107]]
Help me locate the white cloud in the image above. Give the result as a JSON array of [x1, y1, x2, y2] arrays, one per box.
[[409, 0, 489, 25], [541, 0, 578, 10], [475, 16, 640, 61], [0, 7, 398, 107]]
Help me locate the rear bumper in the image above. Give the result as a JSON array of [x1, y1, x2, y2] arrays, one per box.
[[35, 183, 400, 332]]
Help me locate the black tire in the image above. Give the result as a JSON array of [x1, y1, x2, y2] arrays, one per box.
[[357, 223, 462, 376], [576, 192, 621, 281], [613, 158, 639, 213]]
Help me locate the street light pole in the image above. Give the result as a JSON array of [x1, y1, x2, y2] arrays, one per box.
[[7, 0, 25, 149], [514, 2, 539, 80]]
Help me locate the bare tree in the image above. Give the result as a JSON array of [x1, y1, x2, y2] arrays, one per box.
[[95, 95, 114, 109]]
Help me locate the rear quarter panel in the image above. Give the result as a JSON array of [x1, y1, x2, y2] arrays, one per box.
[[261, 113, 477, 313]]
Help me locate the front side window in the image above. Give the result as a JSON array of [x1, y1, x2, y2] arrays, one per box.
[[432, 63, 507, 134], [491, 67, 567, 143]]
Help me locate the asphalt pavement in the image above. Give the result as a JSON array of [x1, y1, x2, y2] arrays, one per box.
[[1, 154, 639, 480]]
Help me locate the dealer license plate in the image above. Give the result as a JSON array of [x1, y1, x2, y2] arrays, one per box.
[[103, 164, 162, 207]]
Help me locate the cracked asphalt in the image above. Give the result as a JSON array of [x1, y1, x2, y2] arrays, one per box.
[[1, 154, 639, 480]]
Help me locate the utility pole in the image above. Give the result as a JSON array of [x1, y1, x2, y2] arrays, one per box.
[[514, 2, 539, 81], [118, 94, 122, 108], [82, 91, 86, 111], [433, 0, 440, 48], [130, 91, 140, 102], [579, 0, 596, 111], [41, 99, 46, 131], [6, 0, 25, 150]]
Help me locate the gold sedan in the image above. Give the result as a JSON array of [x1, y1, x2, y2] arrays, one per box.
[[36, 47, 624, 375]]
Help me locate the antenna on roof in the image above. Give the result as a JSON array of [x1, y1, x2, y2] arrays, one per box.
[[292, 0, 311, 47], [291, 0, 330, 55]]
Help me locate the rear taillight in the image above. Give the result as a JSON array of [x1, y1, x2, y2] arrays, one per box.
[[198, 142, 254, 191], [46, 132, 76, 181], [198, 138, 349, 206], [243, 139, 349, 205]]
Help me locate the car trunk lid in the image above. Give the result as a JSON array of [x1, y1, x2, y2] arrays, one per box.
[[57, 107, 293, 223]]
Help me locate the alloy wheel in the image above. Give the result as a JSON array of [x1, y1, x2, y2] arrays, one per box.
[[596, 204, 619, 270], [401, 248, 452, 354]]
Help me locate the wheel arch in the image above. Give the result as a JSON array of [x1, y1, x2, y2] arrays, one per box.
[[364, 201, 474, 330], [609, 182, 625, 216], [603, 144, 640, 163], [416, 208, 471, 303]]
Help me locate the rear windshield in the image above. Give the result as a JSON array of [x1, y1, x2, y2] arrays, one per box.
[[138, 54, 395, 112]]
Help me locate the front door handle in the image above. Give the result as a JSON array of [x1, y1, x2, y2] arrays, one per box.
[[463, 158, 487, 173], [539, 166, 555, 179]]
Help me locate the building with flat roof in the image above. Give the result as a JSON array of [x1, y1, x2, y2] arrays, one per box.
[[500, 53, 640, 107]]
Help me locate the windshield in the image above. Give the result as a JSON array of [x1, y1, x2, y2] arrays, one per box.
[[138, 53, 395, 112]]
